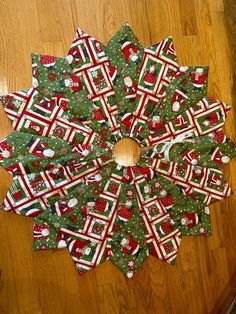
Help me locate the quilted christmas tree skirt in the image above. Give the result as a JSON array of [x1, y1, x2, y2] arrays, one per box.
[[0, 23, 235, 278]]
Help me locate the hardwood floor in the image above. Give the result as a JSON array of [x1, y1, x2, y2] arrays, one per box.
[[0, 1, 235, 313]]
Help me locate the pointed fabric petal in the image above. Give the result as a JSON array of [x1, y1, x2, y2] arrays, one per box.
[[145, 133, 236, 170], [32, 53, 117, 144], [153, 66, 209, 121], [67, 27, 122, 141], [130, 163, 182, 264], [137, 154, 212, 236], [151, 158, 231, 205], [33, 163, 116, 250], [67, 27, 107, 71], [41, 163, 124, 274], [143, 96, 231, 146], [109, 184, 148, 278], [129, 36, 179, 139], [106, 23, 144, 135], [32, 53, 95, 126], [0, 131, 111, 176], [133, 66, 209, 140], [0, 88, 99, 145], [67, 166, 123, 274], [1, 150, 113, 216]]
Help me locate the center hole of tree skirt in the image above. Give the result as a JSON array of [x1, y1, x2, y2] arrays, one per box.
[[112, 138, 140, 167]]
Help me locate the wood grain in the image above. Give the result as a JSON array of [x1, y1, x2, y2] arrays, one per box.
[[113, 138, 140, 166], [0, 0, 235, 313]]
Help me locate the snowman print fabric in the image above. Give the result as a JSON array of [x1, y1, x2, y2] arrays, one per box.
[[0, 23, 235, 278]]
